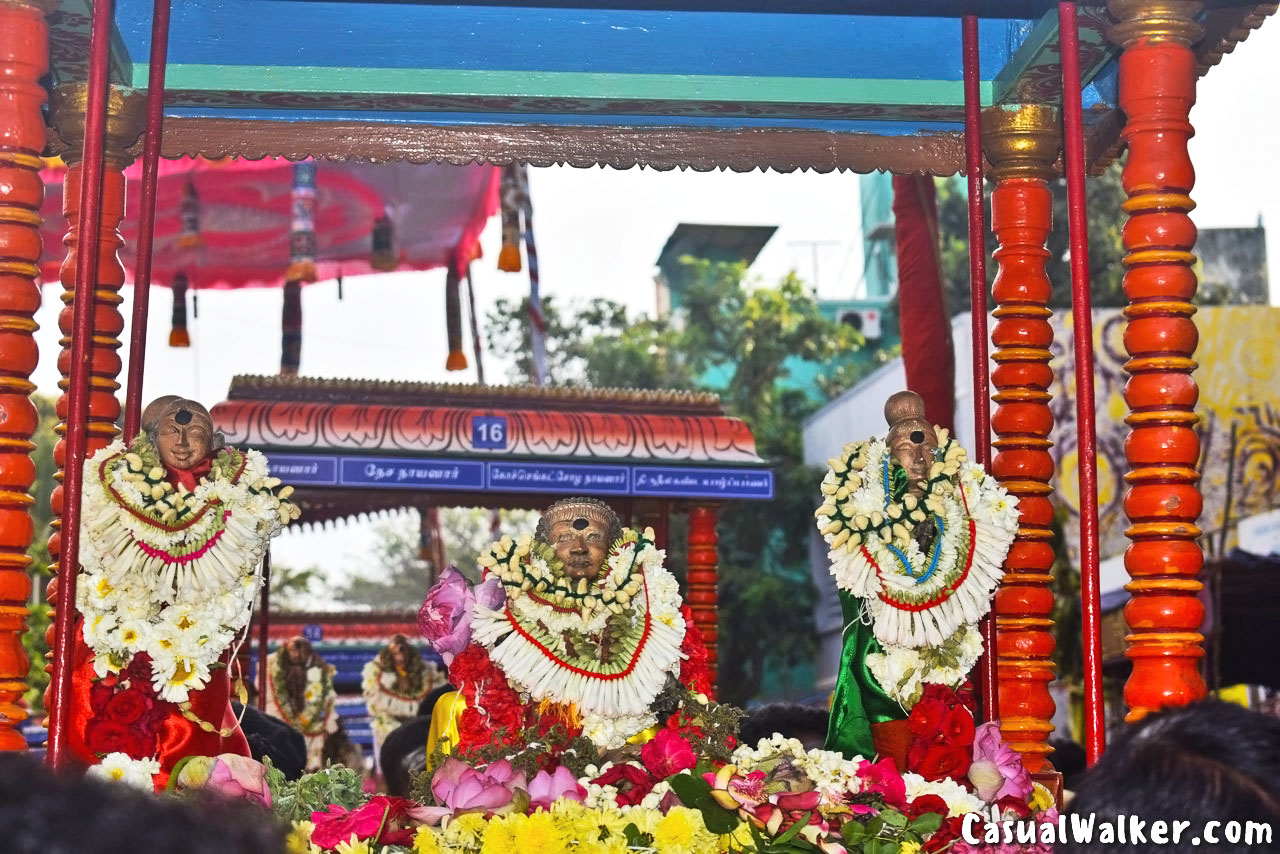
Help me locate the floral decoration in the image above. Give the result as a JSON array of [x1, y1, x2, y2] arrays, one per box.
[[76, 435, 299, 703]]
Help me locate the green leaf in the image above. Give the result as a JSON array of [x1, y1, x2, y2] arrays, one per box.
[[623, 823, 653, 848], [770, 811, 813, 848], [909, 812, 944, 835], [880, 810, 908, 829], [668, 771, 713, 806]]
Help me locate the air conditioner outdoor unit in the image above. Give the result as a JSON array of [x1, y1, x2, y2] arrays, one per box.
[[839, 308, 882, 340]]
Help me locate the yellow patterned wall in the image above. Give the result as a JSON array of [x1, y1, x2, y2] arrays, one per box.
[[1049, 306, 1280, 565]]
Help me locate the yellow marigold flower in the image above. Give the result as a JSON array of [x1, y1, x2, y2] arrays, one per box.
[[285, 821, 314, 854], [719, 821, 754, 852], [512, 810, 569, 854], [334, 834, 372, 854], [414, 826, 444, 854], [899, 841, 922, 854], [653, 806, 714, 854], [1030, 782, 1055, 813], [626, 805, 661, 836], [445, 812, 490, 848], [480, 815, 521, 854]]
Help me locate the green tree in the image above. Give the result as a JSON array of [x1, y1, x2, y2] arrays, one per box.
[[487, 262, 869, 704], [23, 395, 58, 712]]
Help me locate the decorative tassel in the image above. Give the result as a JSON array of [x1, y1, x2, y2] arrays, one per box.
[[285, 161, 317, 283], [336, 274, 344, 301], [176, 179, 204, 250], [281, 279, 302, 376], [169, 272, 191, 348], [445, 262, 468, 371], [370, 214, 397, 271], [498, 164, 523, 272]]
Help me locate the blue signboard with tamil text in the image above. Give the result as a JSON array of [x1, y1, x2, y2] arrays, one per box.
[[488, 461, 629, 494], [339, 457, 485, 490], [632, 465, 774, 499], [266, 454, 339, 486]]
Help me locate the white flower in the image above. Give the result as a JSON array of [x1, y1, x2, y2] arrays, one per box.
[[903, 773, 985, 817], [88, 753, 160, 790]]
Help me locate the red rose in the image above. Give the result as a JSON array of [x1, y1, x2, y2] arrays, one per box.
[[592, 763, 657, 807], [995, 794, 1033, 819], [904, 794, 950, 821], [89, 681, 116, 711], [916, 744, 972, 782], [922, 815, 967, 854], [940, 705, 975, 747], [105, 688, 151, 725], [84, 718, 153, 759], [908, 698, 946, 741]]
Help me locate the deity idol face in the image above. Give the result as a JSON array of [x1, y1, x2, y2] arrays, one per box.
[[550, 517, 610, 581], [155, 407, 214, 471], [888, 421, 938, 496]]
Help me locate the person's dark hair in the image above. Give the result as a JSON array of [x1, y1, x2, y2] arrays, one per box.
[[1062, 700, 1280, 853], [1048, 737, 1086, 792], [0, 752, 285, 854], [419, 681, 455, 717], [380, 715, 431, 798], [233, 701, 307, 781], [739, 702, 830, 750]]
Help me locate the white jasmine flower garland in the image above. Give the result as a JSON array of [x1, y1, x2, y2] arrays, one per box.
[[76, 438, 299, 703], [469, 527, 685, 749], [815, 431, 1018, 708]]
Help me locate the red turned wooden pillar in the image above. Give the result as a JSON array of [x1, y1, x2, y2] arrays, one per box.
[[686, 504, 719, 689], [981, 105, 1061, 774], [0, 0, 54, 751], [1107, 0, 1206, 721], [43, 84, 143, 655]]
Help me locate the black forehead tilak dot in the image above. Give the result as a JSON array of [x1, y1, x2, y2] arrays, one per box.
[[175, 409, 193, 425], [911, 430, 925, 444], [573, 517, 590, 530]]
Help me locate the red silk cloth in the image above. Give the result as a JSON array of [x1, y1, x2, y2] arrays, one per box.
[[48, 621, 249, 789], [37, 158, 500, 289], [892, 174, 955, 433]]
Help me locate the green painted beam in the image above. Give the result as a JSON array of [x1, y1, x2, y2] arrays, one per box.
[[992, 7, 1117, 105], [134, 63, 994, 107]]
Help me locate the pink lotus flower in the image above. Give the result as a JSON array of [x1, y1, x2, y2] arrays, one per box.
[[641, 728, 697, 780], [417, 758, 529, 824], [172, 754, 272, 808], [418, 567, 479, 665], [855, 757, 908, 810], [528, 764, 587, 810], [968, 722, 1032, 803]]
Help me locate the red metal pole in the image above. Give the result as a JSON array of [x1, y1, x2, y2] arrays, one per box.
[[1059, 0, 1105, 766], [258, 547, 271, 710], [123, 0, 173, 441], [963, 13, 998, 723], [48, 0, 114, 770]]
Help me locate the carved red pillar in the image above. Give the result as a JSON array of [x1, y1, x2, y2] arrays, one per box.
[[0, 0, 54, 751], [982, 105, 1061, 774], [686, 504, 719, 689], [1107, 0, 1206, 721], [43, 85, 143, 670]]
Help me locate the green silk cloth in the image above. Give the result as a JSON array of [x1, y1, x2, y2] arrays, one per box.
[[825, 589, 907, 759]]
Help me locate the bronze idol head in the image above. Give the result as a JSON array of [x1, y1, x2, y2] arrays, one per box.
[[142, 396, 224, 471], [884, 390, 938, 496], [534, 497, 624, 581]]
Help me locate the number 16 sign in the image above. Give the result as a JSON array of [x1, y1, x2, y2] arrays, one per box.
[[472, 415, 509, 450]]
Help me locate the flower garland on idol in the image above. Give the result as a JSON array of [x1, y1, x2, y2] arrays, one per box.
[[76, 435, 300, 704], [814, 427, 1019, 708], [466, 527, 687, 749]]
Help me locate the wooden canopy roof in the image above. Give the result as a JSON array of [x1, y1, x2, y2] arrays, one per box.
[[211, 376, 773, 524], [45, 0, 1274, 174]]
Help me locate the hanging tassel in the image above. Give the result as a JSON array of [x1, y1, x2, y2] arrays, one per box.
[[336, 274, 344, 301], [370, 213, 397, 271], [281, 279, 302, 375], [445, 261, 468, 371], [285, 161, 318, 283], [498, 164, 523, 272], [465, 264, 486, 385], [176, 179, 204, 250], [169, 272, 191, 347]]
